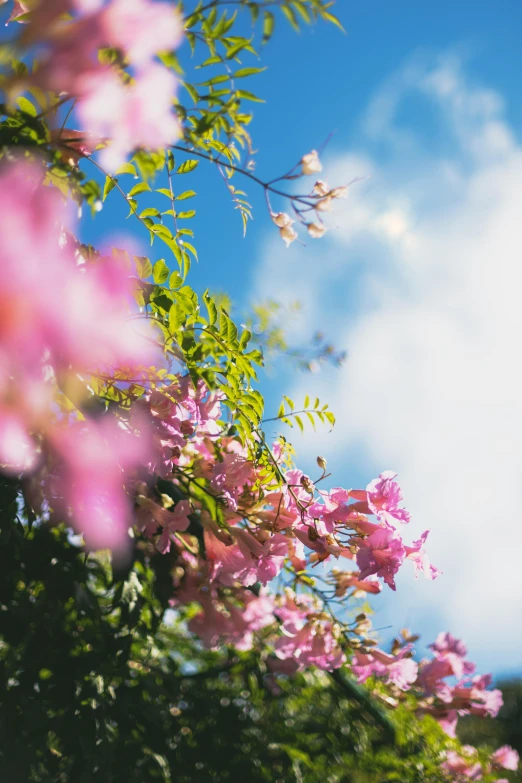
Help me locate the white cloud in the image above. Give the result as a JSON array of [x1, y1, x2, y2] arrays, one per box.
[[253, 53, 522, 674]]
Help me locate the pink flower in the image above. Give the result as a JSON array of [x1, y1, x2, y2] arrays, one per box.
[[0, 408, 39, 474], [274, 589, 315, 633], [0, 163, 156, 376], [188, 588, 275, 651], [203, 526, 246, 586], [404, 529, 441, 580], [365, 471, 411, 527], [308, 487, 352, 532], [274, 619, 346, 671], [352, 647, 418, 690], [210, 452, 254, 510], [253, 492, 299, 530], [333, 570, 382, 597], [49, 415, 153, 556], [491, 746, 519, 772], [102, 0, 183, 66], [441, 748, 482, 780], [356, 527, 406, 590], [386, 655, 418, 690], [188, 592, 234, 650], [1, 0, 29, 23], [153, 500, 191, 554], [429, 631, 470, 660], [418, 654, 466, 700], [234, 530, 289, 586], [77, 64, 180, 171]]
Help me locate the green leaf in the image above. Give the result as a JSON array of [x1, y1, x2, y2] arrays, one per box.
[[203, 291, 218, 325], [169, 271, 183, 289], [135, 256, 152, 279], [204, 74, 229, 86], [320, 10, 346, 32], [176, 190, 197, 200], [157, 188, 175, 198], [139, 208, 162, 219], [177, 210, 196, 219], [233, 67, 266, 78], [220, 309, 238, 344], [283, 395, 294, 412], [237, 90, 265, 103], [103, 176, 117, 201], [181, 241, 198, 261], [239, 329, 252, 349], [182, 250, 191, 279], [262, 10, 275, 43], [16, 96, 37, 117], [281, 4, 299, 30], [153, 259, 169, 285], [115, 162, 137, 176], [184, 82, 200, 104], [128, 182, 152, 197], [169, 303, 186, 332], [177, 159, 199, 174]]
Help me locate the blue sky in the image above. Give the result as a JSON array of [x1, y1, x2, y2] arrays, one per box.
[[81, 1, 522, 676]]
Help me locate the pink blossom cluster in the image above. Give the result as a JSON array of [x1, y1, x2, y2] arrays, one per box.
[[6, 0, 183, 169], [418, 632, 504, 737], [441, 743, 519, 782], [133, 420, 443, 670], [156, 464, 440, 605], [270, 590, 346, 672], [351, 630, 505, 741]]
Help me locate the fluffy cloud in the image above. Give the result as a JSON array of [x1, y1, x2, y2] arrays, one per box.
[[253, 53, 522, 674]]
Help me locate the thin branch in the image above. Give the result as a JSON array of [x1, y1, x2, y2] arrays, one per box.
[[171, 144, 319, 210]]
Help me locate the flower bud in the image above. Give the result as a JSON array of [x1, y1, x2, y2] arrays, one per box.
[[307, 222, 327, 239], [279, 224, 298, 247], [316, 196, 332, 212], [300, 150, 322, 175], [271, 211, 293, 228], [300, 475, 315, 494], [316, 455, 327, 470], [313, 180, 329, 196]]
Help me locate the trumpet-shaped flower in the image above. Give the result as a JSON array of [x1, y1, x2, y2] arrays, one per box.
[[356, 527, 406, 590]]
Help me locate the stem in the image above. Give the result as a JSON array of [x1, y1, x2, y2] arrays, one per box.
[[165, 157, 180, 238], [263, 407, 321, 423], [171, 144, 319, 210], [329, 668, 397, 742]]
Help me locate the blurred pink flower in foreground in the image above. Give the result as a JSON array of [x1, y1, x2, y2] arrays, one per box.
[[23, 0, 183, 169], [102, 0, 183, 66], [0, 160, 160, 552], [48, 415, 152, 555], [0, 162, 156, 380], [491, 745, 520, 771], [77, 64, 180, 171]]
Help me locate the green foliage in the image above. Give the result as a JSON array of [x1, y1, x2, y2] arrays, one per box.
[[0, 498, 458, 782]]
